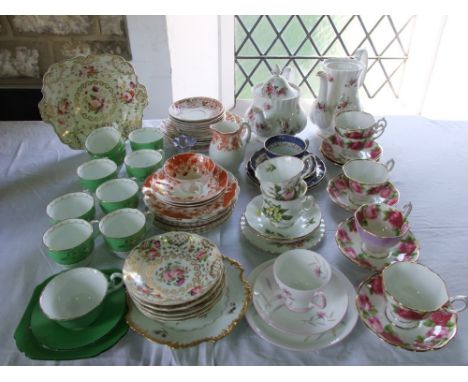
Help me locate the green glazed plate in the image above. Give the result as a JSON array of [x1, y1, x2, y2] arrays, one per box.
[[14, 269, 129, 361]]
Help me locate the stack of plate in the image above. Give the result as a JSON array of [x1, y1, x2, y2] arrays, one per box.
[[240, 192, 325, 255], [160, 96, 225, 151], [142, 153, 239, 232], [123, 232, 226, 321]]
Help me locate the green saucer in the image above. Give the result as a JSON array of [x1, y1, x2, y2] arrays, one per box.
[[14, 269, 129, 361]]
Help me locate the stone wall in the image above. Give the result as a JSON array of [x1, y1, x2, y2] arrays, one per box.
[[0, 16, 131, 87]]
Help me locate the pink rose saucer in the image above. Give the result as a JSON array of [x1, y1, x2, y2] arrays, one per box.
[[320, 134, 383, 166], [356, 273, 458, 351], [335, 216, 420, 271]]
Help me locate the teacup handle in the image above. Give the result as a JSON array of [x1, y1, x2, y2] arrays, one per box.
[[446, 295, 468, 314], [308, 291, 327, 309], [402, 202, 413, 219], [304, 138, 310, 151], [384, 159, 395, 172], [301, 154, 317, 179], [370, 118, 387, 140], [144, 210, 155, 230], [106, 272, 124, 295], [240, 121, 252, 145], [89, 219, 101, 239], [302, 195, 316, 211]]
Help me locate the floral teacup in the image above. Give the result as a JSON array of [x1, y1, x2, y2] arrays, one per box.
[[335, 110, 387, 140], [382, 262, 467, 329], [273, 249, 331, 313], [261, 194, 315, 229], [355, 202, 412, 258], [343, 158, 395, 204]]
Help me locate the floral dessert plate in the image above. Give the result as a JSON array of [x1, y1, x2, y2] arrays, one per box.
[[336, 217, 420, 271], [245, 195, 321, 241], [320, 135, 383, 166], [327, 174, 399, 211], [246, 259, 358, 351], [14, 269, 128, 361], [125, 257, 252, 349], [356, 273, 458, 352], [123, 232, 224, 306], [253, 264, 348, 336], [39, 54, 148, 150], [169, 97, 224, 122], [247, 148, 326, 190], [30, 277, 126, 350], [241, 215, 325, 255]]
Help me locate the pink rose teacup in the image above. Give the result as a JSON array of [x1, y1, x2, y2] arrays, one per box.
[[382, 262, 467, 329], [354, 202, 412, 258], [335, 110, 387, 140], [343, 158, 395, 204]]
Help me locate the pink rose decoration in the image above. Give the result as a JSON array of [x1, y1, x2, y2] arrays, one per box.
[[365, 205, 378, 219], [387, 198, 398, 205], [282, 189, 296, 201], [370, 147, 381, 159], [368, 316, 383, 332], [322, 141, 333, 153], [355, 209, 365, 224], [349, 180, 362, 193], [379, 185, 392, 198], [337, 228, 351, 243], [399, 241, 417, 257], [344, 247, 357, 258], [381, 330, 405, 346], [388, 211, 404, 229], [196, 250, 208, 261], [190, 286, 202, 296], [427, 326, 450, 340], [357, 294, 372, 310], [430, 310, 453, 326], [364, 139, 374, 148], [348, 131, 363, 139], [334, 178, 349, 191], [349, 141, 364, 151], [370, 275, 383, 295], [394, 307, 425, 320]]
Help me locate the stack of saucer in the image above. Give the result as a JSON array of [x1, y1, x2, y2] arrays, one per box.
[[241, 156, 325, 255], [142, 153, 239, 232], [320, 111, 386, 165], [245, 250, 358, 351], [123, 232, 226, 321], [160, 96, 224, 151]]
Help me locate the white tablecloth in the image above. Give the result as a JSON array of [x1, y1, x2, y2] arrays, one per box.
[[0, 117, 467, 365]]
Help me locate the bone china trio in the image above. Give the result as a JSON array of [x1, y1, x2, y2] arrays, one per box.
[[14, 51, 467, 361]]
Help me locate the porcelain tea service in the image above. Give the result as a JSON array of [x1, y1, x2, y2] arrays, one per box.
[[245, 65, 307, 139]]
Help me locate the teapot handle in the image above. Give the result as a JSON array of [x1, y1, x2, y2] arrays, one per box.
[[240, 121, 252, 145]]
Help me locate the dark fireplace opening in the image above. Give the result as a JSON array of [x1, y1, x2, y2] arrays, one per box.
[[0, 88, 42, 120]]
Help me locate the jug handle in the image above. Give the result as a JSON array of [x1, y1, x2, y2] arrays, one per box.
[[240, 121, 252, 145], [282, 66, 292, 81], [354, 49, 368, 88]]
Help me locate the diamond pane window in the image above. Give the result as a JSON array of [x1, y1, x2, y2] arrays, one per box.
[[235, 15, 416, 101]]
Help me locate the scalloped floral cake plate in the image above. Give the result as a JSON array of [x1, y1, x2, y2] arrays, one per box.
[[240, 215, 325, 255], [336, 217, 420, 271], [125, 257, 252, 349], [245, 195, 321, 241], [169, 97, 224, 123], [39, 54, 148, 150], [253, 264, 348, 336], [327, 173, 399, 212], [320, 135, 383, 166], [246, 259, 358, 351], [356, 273, 458, 352], [123, 232, 224, 306]]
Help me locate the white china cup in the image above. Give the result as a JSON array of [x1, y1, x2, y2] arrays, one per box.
[[382, 262, 468, 329], [261, 195, 315, 229], [343, 158, 395, 204], [39, 267, 123, 330], [335, 111, 387, 140], [95, 178, 140, 213], [46, 192, 95, 223], [273, 249, 332, 312]]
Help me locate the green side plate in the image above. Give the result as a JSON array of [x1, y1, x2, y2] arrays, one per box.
[[14, 268, 129, 361]]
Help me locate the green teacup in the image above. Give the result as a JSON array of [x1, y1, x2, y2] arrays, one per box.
[[85, 126, 126, 165], [95, 178, 140, 214], [77, 158, 118, 192], [99, 208, 150, 259], [125, 149, 164, 181], [43, 219, 96, 268], [39, 267, 123, 330], [129, 128, 164, 151], [46, 192, 96, 223]]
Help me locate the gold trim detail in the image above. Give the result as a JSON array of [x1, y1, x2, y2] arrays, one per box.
[[125, 256, 252, 349]]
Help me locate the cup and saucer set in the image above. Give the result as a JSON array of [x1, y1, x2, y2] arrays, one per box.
[[241, 155, 325, 255], [246, 250, 358, 351], [320, 111, 386, 166], [246, 135, 327, 191]]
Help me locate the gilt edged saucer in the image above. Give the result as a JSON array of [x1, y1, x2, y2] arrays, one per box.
[[320, 135, 382, 166]]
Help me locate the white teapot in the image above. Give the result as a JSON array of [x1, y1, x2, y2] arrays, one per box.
[[245, 65, 307, 139]]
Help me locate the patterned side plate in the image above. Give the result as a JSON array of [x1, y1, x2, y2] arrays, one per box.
[[125, 257, 252, 349], [123, 232, 224, 306], [336, 217, 420, 271], [320, 135, 382, 166], [169, 97, 224, 122], [39, 54, 148, 150], [356, 273, 458, 352]]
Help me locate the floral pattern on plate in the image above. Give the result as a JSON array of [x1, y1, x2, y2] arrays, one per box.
[[246, 259, 358, 352], [356, 273, 458, 351], [327, 173, 399, 212], [336, 217, 420, 270], [240, 215, 325, 255], [123, 232, 224, 305], [125, 257, 252, 349], [253, 264, 348, 336], [39, 54, 148, 149], [169, 97, 224, 122], [320, 134, 383, 165]]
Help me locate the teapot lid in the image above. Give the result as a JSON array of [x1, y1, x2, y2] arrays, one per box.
[[260, 65, 297, 99]]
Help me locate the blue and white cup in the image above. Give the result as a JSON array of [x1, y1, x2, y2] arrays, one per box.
[[264, 134, 310, 159]]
